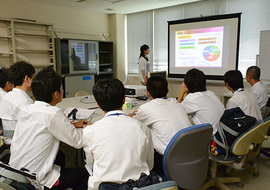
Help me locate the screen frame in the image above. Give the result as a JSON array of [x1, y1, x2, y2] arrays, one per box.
[[168, 13, 241, 80]]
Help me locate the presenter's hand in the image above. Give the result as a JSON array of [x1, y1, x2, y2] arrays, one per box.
[[73, 119, 89, 128]]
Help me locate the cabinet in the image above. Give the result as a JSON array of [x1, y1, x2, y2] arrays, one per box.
[[0, 18, 55, 69], [55, 38, 113, 82]]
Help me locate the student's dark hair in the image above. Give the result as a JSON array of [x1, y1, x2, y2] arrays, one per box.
[[0, 68, 10, 88], [92, 78, 125, 112], [31, 66, 62, 103], [9, 61, 35, 87], [146, 76, 168, 98], [246, 66, 260, 81], [139, 44, 149, 61], [224, 70, 244, 91], [184, 69, 206, 93]]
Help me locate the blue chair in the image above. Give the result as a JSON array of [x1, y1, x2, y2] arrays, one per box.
[[135, 123, 213, 190]]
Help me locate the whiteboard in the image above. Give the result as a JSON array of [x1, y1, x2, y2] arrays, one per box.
[[259, 30, 270, 80]]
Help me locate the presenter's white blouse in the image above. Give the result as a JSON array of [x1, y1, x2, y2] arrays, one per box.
[[226, 89, 262, 121], [0, 87, 6, 102], [251, 81, 270, 109], [181, 90, 225, 135], [83, 110, 154, 190], [9, 101, 83, 189], [0, 88, 34, 144], [138, 57, 151, 83], [134, 98, 191, 155]]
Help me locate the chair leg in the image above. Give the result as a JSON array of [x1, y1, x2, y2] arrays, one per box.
[[260, 148, 270, 158]]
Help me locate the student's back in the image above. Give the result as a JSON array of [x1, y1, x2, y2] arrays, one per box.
[[0, 62, 35, 144], [135, 98, 191, 154], [226, 89, 262, 120], [83, 78, 153, 190], [83, 112, 153, 189], [0, 88, 34, 139], [224, 70, 262, 121]]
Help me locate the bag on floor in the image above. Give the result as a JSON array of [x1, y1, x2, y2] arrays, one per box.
[[213, 107, 257, 159]]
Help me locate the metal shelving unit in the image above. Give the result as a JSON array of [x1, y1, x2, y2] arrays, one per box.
[[0, 18, 55, 70]]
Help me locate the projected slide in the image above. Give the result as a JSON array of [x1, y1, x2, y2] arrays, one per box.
[[175, 26, 223, 68]]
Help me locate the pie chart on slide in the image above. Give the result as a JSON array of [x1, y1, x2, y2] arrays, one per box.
[[203, 45, 220, 61]]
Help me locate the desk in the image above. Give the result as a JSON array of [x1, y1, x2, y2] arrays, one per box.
[[57, 95, 146, 123], [57, 95, 147, 168]]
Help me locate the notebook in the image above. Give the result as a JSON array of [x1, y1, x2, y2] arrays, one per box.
[[64, 107, 96, 120]]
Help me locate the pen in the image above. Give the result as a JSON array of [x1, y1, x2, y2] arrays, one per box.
[[89, 116, 93, 122]]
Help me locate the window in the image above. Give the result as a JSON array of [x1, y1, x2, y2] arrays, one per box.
[[127, 0, 270, 76]]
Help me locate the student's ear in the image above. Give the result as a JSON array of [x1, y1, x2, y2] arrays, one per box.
[[123, 96, 126, 104], [96, 102, 101, 109]]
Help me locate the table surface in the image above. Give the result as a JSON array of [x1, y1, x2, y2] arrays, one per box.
[[57, 95, 147, 123]]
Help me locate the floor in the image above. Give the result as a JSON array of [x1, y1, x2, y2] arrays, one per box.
[[61, 141, 270, 190], [209, 139, 270, 190]]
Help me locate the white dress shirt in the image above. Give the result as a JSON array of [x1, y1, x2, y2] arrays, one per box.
[[83, 110, 154, 190], [134, 98, 191, 155], [138, 57, 151, 83], [0, 88, 34, 144], [226, 88, 262, 121], [9, 101, 83, 189], [0, 88, 6, 102], [251, 81, 270, 109], [181, 90, 225, 135]]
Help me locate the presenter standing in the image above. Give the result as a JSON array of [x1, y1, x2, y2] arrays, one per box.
[[138, 44, 151, 86]]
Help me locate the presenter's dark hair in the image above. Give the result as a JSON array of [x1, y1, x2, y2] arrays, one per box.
[[246, 66, 260, 81], [9, 61, 35, 87], [147, 76, 168, 98], [139, 44, 149, 61], [31, 66, 62, 103], [184, 69, 206, 93], [0, 68, 10, 88], [224, 70, 244, 91], [93, 78, 125, 112]]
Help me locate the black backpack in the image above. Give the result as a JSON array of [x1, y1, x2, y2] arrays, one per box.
[[213, 107, 257, 159]]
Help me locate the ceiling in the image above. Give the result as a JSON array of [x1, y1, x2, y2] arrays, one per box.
[[30, 0, 203, 14]]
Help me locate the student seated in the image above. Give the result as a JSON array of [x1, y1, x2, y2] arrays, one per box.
[[9, 67, 89, 190], [83, 78, 154, 190], [224, 70, 262, 121], [246, 66, 270, 111], [0, 67, 13, 101], [177, 68, 225, 135], [0, 61, 35, 145], [133, 75, 191, 174]]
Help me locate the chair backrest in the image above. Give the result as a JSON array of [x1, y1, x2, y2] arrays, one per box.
[[231, 121, 264, 155], [74, 91, 90, 97], [0, 162, 40, 189], [163, 123, 213, 190]]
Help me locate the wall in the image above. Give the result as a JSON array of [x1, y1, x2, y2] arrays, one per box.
[[0, 0, 110, 40], [109, 14, 126, 82]]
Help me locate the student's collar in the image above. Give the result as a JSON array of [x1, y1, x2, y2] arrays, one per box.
[[105, 110, 127, 117], [235, 88, 244, 93]]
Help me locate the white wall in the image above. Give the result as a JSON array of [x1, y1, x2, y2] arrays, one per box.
[[0, 0, 110, 40], [109, 14, 126, 82]]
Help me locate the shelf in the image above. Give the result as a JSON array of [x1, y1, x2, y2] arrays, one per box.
[[0, 52, 14, 56], [99, 71, 113, 74], [15, 31, 50, 37], [99, 63, 112, 66], [99, 51, 111, 54], [0, 36, 11, 39], [16, 49, 53, 53]]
